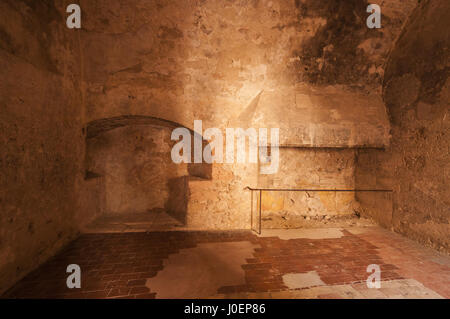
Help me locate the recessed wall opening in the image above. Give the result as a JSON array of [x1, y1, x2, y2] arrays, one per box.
[[83, 117, 212, 232]]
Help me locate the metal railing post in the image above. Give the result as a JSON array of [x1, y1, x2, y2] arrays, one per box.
[[250, 190, 253, 232], [259, 190, 262, 235]]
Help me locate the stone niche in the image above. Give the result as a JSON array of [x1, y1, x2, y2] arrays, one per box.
[[86, 124, 190, 216], [257, 148, 358, 227], [85, 121, 213, 224]]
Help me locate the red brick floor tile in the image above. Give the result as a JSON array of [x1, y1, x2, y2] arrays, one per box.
[[134, 293, 156, 299], [84, 290, 109, 299], [108, 288, 131, 298], [318, 293, 343, 299], [2, 229, 449, 299], [127, 279, 147, 287], [130, 286, 150, 294]]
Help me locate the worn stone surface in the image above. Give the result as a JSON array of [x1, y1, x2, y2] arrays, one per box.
[[0, 0, 86, 295], [259, 228, 345, 240], [73, 0, 417, 232], [282, 271, 326, 289], [187, 163, 257, 229], [86, 124, 189, 215], [3, 0, 447, 297], [3, 227, 449, 299], [78, 0, 416, 147], [233, 279, 444, 299], [72, 0, 417, 233], [145, 241, 257, 299], [355, 0, 450, 252], [82, 211, 183, 233], [258, 148, 357, 227]]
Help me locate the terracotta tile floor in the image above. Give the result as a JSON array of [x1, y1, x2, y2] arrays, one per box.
[[2, 227, 449, 299]]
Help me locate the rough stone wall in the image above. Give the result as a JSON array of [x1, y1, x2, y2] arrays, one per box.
[[74, 0, 416, 231], [356, 0, 450, 252], [0, 0, 85, 294], [258, 148, 357, 225], [187, 163, 257, 229], [186, 148, 358, 230], [78, 0, 417, 146], [0, 0, 431, 294], [86, 125, 189, 215]]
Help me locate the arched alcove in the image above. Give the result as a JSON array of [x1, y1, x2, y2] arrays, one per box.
[[84, 115, 211, 230]]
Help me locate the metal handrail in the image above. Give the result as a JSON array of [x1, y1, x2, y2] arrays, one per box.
[[246, 187, 393, 234], [246, 187, 393, 192]]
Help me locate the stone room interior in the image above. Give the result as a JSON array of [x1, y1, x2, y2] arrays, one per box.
[[0, 0, 449, 300]]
